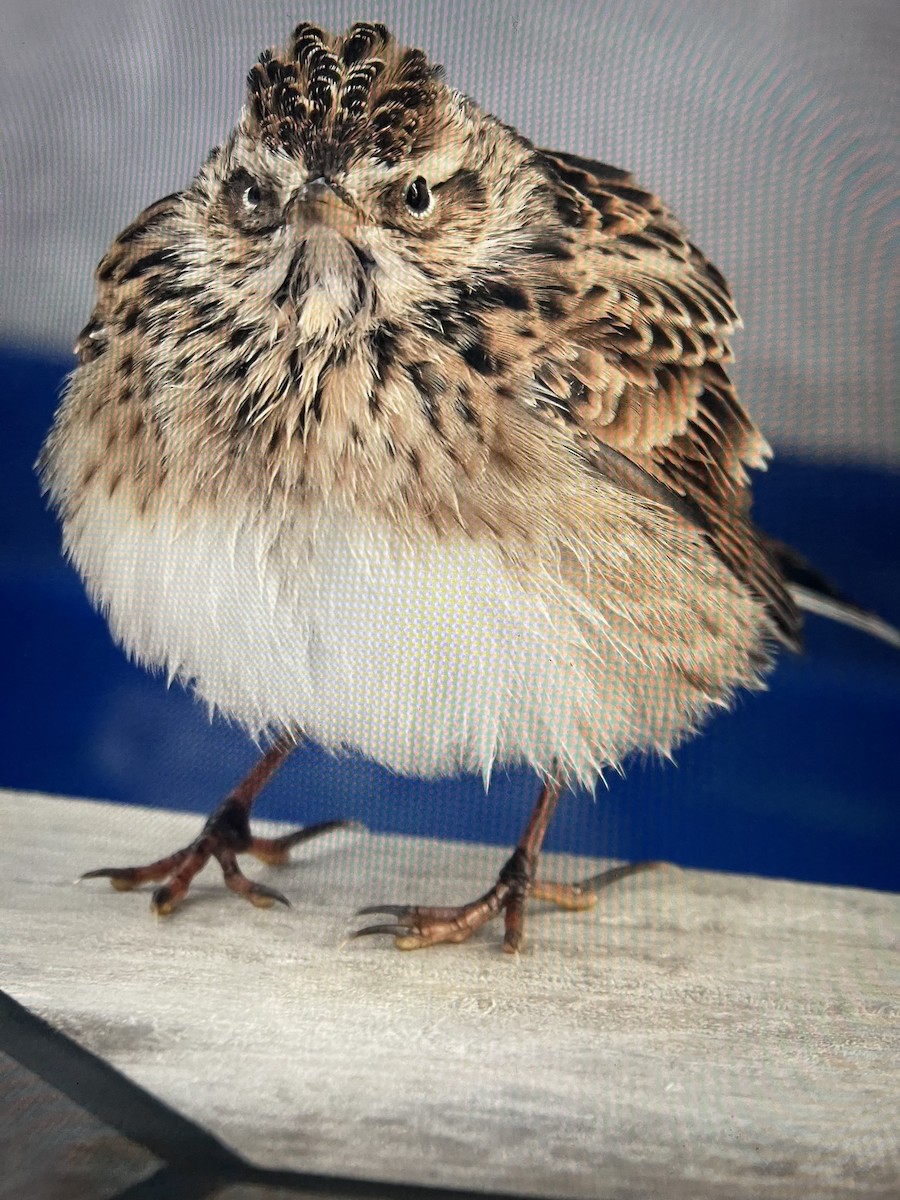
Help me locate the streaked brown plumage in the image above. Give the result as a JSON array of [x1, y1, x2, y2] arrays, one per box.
[[38, 22, 898, 951]]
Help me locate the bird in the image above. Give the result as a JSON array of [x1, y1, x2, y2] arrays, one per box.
[[37, 21, 899, 953]]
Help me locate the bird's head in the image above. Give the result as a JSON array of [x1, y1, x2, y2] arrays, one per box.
[[74, 22, 598, 505], [179, 21, 589, 345]]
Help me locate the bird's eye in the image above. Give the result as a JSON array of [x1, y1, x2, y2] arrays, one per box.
[[404, 176, 431, 214], [225, 170, 282, 234]]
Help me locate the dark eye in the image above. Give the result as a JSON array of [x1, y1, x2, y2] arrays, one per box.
[[404, 176, 431, 214], [225, 169, 281, 234]]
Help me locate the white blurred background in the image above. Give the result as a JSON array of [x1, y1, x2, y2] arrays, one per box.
[[1, 0, 897, 463]]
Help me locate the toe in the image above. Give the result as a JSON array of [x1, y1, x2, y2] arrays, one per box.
[[245, 881, 291, 909], [81, 867, 143, 891], [151, 883, 182, 916], [352, 904, 480, 949]]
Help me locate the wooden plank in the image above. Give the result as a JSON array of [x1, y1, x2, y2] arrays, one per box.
[[2, 790, 898, 1199]]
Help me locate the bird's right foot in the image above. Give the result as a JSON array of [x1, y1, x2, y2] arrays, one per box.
[[82, 796, 352, 915]]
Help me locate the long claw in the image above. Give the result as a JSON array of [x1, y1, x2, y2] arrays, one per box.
[[574, 860, 665, 893], [249, 818, 362, 865], [81, 868, 142, 891], [81, 864, 169, 892], [304, 818, 364, 836], [245, 882, 292, 909], [81, 848, 192, 889], [352, 922, 413, 939]]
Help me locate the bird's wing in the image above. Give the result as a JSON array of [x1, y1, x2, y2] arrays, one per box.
[[73, 190, 186, 364], [534, 149, 801, 647]]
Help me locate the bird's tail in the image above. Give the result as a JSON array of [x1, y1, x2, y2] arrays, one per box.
[[763, 536, 900, 649]]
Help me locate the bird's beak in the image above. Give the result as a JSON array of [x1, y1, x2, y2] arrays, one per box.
[[292, 177, 357, 237]]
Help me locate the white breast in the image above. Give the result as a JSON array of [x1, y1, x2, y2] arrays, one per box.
[[66, 496, 632, 784]]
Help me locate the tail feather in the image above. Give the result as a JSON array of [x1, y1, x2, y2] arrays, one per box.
[[763, 535, 900, 650], [789, 584, 900, 649]]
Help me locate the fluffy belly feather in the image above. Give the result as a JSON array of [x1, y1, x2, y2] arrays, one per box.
[[65, 496, 631, 783]]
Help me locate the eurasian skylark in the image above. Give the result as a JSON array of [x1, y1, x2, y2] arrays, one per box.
[[38, 22, 898, 952]]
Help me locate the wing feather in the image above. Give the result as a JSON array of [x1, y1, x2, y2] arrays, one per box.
[[535, 149, 801, 647]]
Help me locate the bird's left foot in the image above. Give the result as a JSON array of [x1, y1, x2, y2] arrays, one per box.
[[354, 853, 658, 953]]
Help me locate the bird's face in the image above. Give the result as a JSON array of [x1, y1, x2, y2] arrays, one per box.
[[174, 21, 574, 349], [191, 121, 481, 343]]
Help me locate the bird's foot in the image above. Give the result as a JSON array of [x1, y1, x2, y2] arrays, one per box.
[[82, 795, 352, 915], [354, 855, 660, 953]]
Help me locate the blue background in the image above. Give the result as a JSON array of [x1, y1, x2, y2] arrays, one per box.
[[3, 345, 898, 892]]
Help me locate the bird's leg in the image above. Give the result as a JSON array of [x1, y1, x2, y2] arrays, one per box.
[[83, 735, 350, 915], [357, 774, 567, 953], [356, 774, 663, 953]]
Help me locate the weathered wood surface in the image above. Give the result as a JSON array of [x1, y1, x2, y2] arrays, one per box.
[[2, 790, 898, 1199]]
